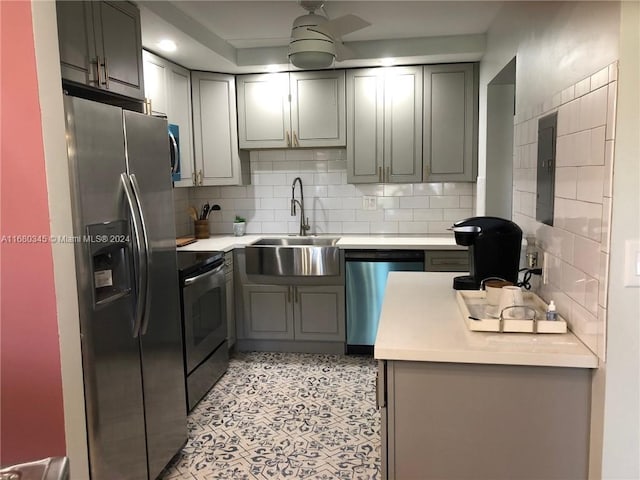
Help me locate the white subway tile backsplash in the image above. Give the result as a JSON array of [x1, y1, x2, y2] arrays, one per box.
[[356, 210, 384, 222], [584, 276, 599, 315], [608, 62, 618, 82], [285, 149, 314, 161], [328, 160, 348, 172], [370, 222, 399, 234], [286, 172, 314, 185], [314, 149, 345, 161], [575, 77, 590, 97], [574, 235, 601, 278], [601, 196, 612, 253], [460, 196, 473, 208], [513, 61, 618, 361], [588, 126, 606, 165], [430, 196, 459, 209], [606, 82, 617, 140], [260, 197, 288, 210], [599, 252, 609, 307], [561, 85, 575, 105], [384, 209, 413, 222], [576, 166, 604, 203], [399, 196, 430, 208], [414, 209, 444, 221], [328, 209, 356, 222], [341, 222, 370, 234], [413, 183, 443, 195], [591, 66, 609, 91], [271, 160, 300, 171], [383, 184, 413, 196], [443, 182, 473, 196], [399, 222, 431, 234], [555, 167, 578, 199], [443, 209, 473, 222], [377, 197, 400, 209], [428, 221, 455, 234], [603, 140, 615, 198], [580, 86, 608, 131], [327, 184, 357, 197], [574, 130, 591, 166], [313, 172, 342, 185]]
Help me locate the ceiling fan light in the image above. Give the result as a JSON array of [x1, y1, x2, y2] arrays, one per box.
[[289, 51, 335, 69]]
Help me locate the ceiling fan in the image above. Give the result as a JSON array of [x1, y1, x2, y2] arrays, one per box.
[[288, 1, 370, 69]]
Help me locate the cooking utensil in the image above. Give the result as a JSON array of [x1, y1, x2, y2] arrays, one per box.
[[201, 203, 210, 220], [207, 204, 221, 218]]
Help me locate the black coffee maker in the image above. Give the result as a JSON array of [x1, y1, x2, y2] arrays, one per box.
[[451, 216, 523, 290]]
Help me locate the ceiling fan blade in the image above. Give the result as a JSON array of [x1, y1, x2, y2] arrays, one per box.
[[311, 14, 370, 38], [334, 41, 356, 61]]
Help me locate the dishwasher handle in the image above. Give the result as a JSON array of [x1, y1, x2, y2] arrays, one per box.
[[344, 250, 425, 262]]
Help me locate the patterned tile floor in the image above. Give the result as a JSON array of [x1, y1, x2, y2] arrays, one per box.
[[159, 352, 381, 480]]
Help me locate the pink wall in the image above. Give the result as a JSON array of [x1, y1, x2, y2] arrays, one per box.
[[0, 0, 66, 465]]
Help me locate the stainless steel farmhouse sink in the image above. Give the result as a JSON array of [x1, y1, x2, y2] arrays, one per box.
[[245, 237, 341, 276]]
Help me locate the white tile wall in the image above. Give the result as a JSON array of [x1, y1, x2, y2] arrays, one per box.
[[513, 61, 618, 362], [179, 148, 475, 237]]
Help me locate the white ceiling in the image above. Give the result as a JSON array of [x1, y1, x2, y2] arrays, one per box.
[[139, 1, 504, 73]]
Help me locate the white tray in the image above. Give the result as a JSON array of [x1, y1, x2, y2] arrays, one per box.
[[456, 290, 567, 334]]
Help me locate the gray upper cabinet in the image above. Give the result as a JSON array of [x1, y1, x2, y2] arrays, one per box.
[[423, 63, 478, 182], [236, 71, 346, 149], [347, 66, 423, 184], [56, 1, 144, 100], [192, 71, 248, 186], [142, 51, 194, 187]]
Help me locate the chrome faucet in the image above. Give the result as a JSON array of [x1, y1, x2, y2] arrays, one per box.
[[291, 177, 310, 236]]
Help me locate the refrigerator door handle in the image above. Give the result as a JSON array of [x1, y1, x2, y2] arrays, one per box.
[[121, 173, 148, 338], [129, 173, 152, 335]]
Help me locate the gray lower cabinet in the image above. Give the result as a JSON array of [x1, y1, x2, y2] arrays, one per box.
[[378, 360, 591, 480], [242, 284, 345, 343], [423, 63, 478, 182], [56, 1, 144, 100]]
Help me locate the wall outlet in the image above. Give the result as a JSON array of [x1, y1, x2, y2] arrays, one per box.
[[362, 196, 377, 210]]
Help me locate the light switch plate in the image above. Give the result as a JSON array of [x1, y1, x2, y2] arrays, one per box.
[[624, 239, 640, 287], [362, 196, 377, 210]]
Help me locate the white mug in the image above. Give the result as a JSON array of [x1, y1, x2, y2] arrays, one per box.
[[498, 286, 524, 319], [484, 280, 513, 306]]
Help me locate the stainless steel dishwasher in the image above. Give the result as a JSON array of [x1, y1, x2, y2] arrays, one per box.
[[345, 250, 424, 354]]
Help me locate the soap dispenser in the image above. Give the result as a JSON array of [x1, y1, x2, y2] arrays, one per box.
[[546, 301, 558, 321]]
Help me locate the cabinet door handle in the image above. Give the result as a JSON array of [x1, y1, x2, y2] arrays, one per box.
[[89, 57, 100, 85], [294, 286, 299, 303], [102, 57, 110, 89], [287, 286, 292, 303], [286, 130, 291, 148], [385, 166, 391, 182], [192, 172, 197, 186], [293, 131, 299, 148], [196, 170, 203, 186], [378, 166, 383, 182]]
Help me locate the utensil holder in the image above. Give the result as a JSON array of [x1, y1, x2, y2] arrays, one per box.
[[194, 220, 210, 239]]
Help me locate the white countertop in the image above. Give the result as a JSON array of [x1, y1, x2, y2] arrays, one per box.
[[177, 235, 262, 252], [374, 272, 598, 369], [177, 234, 460, 251]]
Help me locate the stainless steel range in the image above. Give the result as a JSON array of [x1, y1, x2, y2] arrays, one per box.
[[177, 251, 228, 411]]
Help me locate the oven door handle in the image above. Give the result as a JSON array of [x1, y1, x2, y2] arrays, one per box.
[[184, 263, 224, 286]]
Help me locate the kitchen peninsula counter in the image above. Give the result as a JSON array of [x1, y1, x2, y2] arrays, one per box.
[[375, 272, 598, 368], [375, 272, 596, 480]]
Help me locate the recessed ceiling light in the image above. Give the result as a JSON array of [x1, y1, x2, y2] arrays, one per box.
[[380, 58, 395, 67], [158, 39, 177, 52]]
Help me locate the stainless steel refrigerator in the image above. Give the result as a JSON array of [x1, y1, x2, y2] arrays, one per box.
[[64, 95, 186, 480]]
